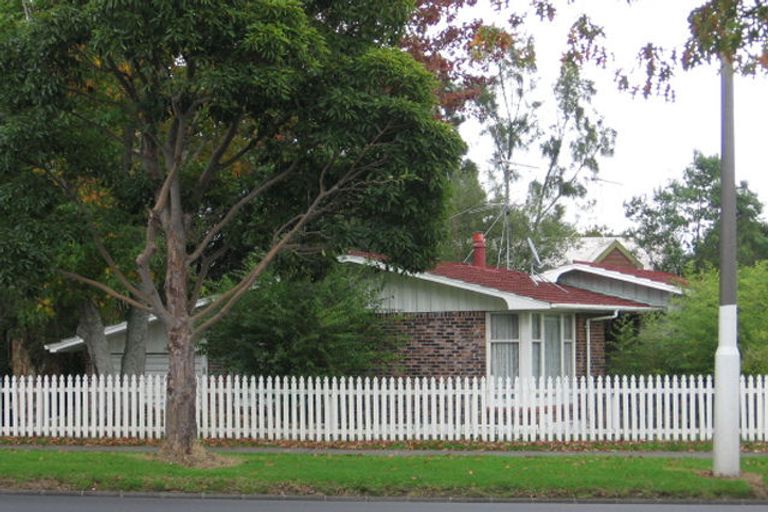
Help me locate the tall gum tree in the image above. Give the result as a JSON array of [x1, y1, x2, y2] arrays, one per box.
[[0, 0, 463, 461]]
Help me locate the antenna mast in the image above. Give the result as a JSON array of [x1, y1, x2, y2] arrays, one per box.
[[502, 160, 511, 269]]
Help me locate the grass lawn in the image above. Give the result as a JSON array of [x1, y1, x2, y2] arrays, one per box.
[[0, 449, 763, 500]]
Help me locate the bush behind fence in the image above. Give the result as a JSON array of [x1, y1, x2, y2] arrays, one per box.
[[1, 374, 767, 442]]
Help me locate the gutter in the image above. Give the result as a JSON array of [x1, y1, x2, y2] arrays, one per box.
[[586, 310, 619, 377]]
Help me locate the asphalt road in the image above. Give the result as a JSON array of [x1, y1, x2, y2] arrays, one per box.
[[1, 495, 768, 512]]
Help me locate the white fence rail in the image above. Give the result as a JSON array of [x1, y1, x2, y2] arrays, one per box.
[[1, 374, 767, 442]]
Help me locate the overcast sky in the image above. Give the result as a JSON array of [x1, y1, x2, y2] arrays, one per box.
[[460, 0, 768, 233]]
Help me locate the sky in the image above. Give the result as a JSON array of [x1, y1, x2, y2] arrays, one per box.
[[460, 0, 768, 233]]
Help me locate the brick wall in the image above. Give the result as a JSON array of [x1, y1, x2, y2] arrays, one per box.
[[575, 314, 606, 376], [385, 311, 486, 377], [390, 311, 606, 378]]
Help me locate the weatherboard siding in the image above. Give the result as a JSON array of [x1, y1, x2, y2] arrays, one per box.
[[108, 354, 208, 376], [559, 271, 668, 307], [106, 322, 208, 375], [379, 273, 507, 313]]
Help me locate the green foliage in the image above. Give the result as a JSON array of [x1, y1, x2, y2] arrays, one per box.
[[609, 261, 768, 375], [475, 48, 613, 270], [205, 265, 401, 376], [438, 159, 489, 262], [684, 0, 768, 75], [0, 0, 464, 319], [625, 152, 768, 274]]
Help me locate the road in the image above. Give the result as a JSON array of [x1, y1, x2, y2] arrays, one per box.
[[1, 495, 767, 512]]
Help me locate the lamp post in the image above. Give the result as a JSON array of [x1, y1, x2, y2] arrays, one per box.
[[713, 55, 740, 477]]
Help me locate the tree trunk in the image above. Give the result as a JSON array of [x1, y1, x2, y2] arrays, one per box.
[[77, 300, 115, 375], [161, 175, 198, 461], [121, 305, 148, 375], [10, 337, 34, 376], [163, 319, 197, 459]]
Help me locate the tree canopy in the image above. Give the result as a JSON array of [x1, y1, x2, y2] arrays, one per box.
[[624, 152, 768, 274], [0, 0, 464, 460], [609, 261, 768, 375]]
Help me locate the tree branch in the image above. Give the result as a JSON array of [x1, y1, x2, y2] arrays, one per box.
[[139, 134, 163, 182], [69, 111, 140, 151], [196, 120, 241, 191], [190, 182, 331, 335], [217, 138, 259, 170], [188, 243, 229, 310], [105, 58, 139, 103], [59, 270, 151, 312], [32, 162, 150, 304], [190, 124, 394, 335], [135, 209, 171, 324], [186, 162, 298, 264]]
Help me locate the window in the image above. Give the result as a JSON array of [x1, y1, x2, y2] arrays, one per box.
[[563, 314, 574, 377], [489, 314, 519, 380], [543, 315, 562, 378], [531, 313, 575, 379], [531, 313, 542, 379]]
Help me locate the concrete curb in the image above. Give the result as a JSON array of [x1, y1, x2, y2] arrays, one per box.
[[0, 488, 766, 506]]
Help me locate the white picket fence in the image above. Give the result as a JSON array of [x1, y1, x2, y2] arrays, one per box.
[[2, 374, 768, 442]]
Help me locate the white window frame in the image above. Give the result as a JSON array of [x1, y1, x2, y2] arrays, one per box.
[[531, 313, 576, 379], [485, 312, 521, 381], [487, 312, 576, 380], [562, 313, 575, 378]]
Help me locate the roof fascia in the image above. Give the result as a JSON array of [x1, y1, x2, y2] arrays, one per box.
[[540, 264, 683, 295], [550, 303, 658, 312]]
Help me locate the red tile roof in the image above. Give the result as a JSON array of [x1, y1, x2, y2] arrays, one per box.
[[347, 250, 388, 261], [573, 260, 686, 286], [430, 262, 651, 308]]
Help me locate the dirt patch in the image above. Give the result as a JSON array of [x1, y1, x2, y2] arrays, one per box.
[[697, 469, 768, 499], [742, 472, 768, 499], [268, 482, 325, 496], [0, 477, 71, 492], [151, 444, 241, 469]]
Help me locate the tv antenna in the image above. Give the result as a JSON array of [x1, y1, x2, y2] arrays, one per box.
[[457, 157, 539, 270], [527, 236, 542, 270]]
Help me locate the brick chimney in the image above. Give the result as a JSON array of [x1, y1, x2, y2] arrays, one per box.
[[472, 232, 486, 268]]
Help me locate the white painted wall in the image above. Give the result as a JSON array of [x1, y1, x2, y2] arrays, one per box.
[[378, 273, 507, 313], [559, 271, 670, 307], [106, 321, 208, 375]]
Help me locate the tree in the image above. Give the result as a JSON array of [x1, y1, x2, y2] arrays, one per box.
[[405, 2, 766, 111], [0, 1, 463, 461], [475, 48, 614, 270], [624, 152, 768, 273], [404, 1, 611, 117], [206, 265, 400, 376], [438, 159, 490, 262], [0, 94, 150, 377], [609, 261, 768, 375]]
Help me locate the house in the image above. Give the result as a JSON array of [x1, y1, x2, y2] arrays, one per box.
[[43, 234, 682, 378], [554, 236, 653, 270], [340, 233, 683, 380], [43, 311, 209, 376]]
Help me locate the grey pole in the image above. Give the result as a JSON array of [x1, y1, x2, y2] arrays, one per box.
[[713, 56, 740, 477]]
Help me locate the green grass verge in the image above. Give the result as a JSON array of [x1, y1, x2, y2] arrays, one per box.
[[0, 449, 761, 500]]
